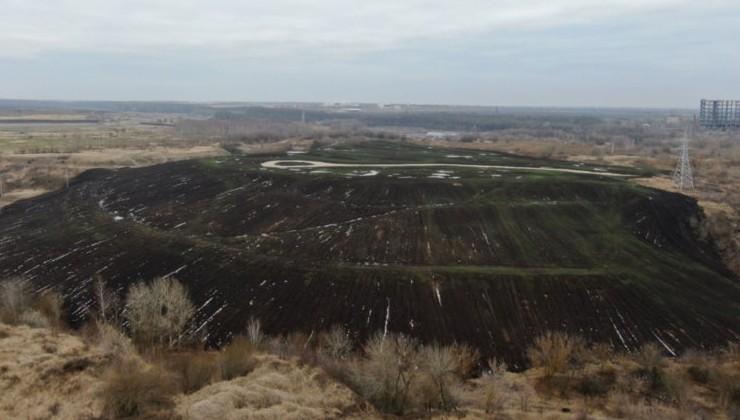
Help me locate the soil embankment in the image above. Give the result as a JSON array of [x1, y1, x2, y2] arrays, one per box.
[[0, 142, 737, 366]]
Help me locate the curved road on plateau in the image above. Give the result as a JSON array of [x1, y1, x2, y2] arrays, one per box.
[[261, 160, 631, 177]]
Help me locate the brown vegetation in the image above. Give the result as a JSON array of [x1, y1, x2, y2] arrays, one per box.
[[1, 305, 739, 419]]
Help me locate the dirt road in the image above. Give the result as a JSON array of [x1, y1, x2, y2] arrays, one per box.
[[261, 160, 631, 176]]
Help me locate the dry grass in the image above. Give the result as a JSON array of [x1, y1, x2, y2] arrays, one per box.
[[0, 144, 226, 209], [175, 354, 367, 420], [1, 320, 738, 419], [0, 324, 106, 419], [101, 356, 179, 418], [219, 335, 258, 380], [167, 351, 221, 394]]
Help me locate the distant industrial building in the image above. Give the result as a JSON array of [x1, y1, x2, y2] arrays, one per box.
[[699, 99, 740, 130]]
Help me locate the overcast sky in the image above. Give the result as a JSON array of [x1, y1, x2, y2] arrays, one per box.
[[1, 0, 738, 107]]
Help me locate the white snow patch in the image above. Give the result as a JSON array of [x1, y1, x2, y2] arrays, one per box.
[[196, 297, 214, 312], [652, 332, 677, 356], [383, 299, 391, 341], [610, 317, 630, 351], [163, 265, 187, 278]]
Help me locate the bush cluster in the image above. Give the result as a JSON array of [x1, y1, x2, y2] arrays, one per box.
[[3, 275, 739, 418]]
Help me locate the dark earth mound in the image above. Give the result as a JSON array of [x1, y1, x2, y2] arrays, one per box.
[[1, 141, 738, 368]]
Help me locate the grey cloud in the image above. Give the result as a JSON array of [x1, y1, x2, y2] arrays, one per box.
[[0, 0, 707, 58]]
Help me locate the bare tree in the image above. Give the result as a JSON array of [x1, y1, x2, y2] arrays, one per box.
[[125, 276, 194, 350], [93, 276, 120, 325]]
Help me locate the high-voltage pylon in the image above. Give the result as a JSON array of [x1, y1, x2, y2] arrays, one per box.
[[673, 133, 694, 191]]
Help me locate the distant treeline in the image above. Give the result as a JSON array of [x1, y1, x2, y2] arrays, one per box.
[[0, 100, 210, 114], [0, 119, 100, 124], [213, 107, 605, 132]]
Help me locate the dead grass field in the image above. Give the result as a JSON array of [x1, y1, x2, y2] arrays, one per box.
[[2, 320, 737, 420], [0, 324, 106, 419], [0, 111, 232, 208]]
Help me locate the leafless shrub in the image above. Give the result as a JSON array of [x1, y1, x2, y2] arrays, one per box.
[[468, 359, 510, 413], [96, 322, 135, 357], [594, 342, 613, 371], [262, 331, 317, 360], [264, 335, 291, 358], [636, 343, 666, 373], [101, 357, 178, 418], [567, 335, 589, 375], [527, 331, 574, 377], [487, 357, 508, 376], [514, 381, 536, 412], [480, 375, 508, 413], [219, 335, 257, 380], [322, 325, 353, 360], [33, 290, 64, 332], [167, 351, 219, 394], [246, 317, 264, 345], [124, 276, 195, 350], [449, 343, 481, 379], [352, 332, 419, 415], [633, 344, 693, 406], [19, 309, 50, 329], [417, 344, 460, 411], [0, 277, 32, 325], [287, 331, 314, 354], [634, 343, 669, 398], [314, 351, 354, 389]]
